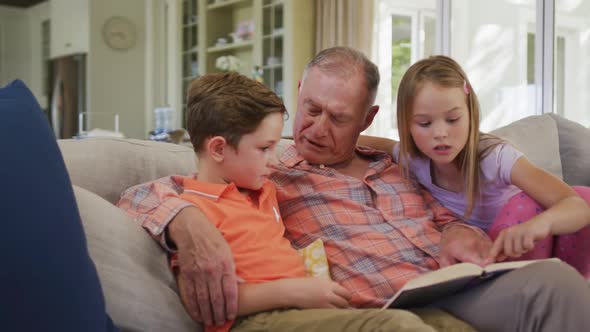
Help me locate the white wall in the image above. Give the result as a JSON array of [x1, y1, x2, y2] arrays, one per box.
[[88, 0, 147, 139], [0, 6, 31, 90]]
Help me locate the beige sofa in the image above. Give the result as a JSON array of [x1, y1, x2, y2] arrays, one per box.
[[58, 114, 590, 331]]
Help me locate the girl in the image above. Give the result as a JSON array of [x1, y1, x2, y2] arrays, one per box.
[[361, 55, 590, 277]]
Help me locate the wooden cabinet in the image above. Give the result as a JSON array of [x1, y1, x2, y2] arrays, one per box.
[[179, 0, 314, 131], [181, 0, 201, 114], [261, 0, 284, 98], [50, 0, 89, 59]]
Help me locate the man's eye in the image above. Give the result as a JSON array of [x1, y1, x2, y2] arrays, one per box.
[[332, 116, 346, 124], [308, 109, 320, 116]]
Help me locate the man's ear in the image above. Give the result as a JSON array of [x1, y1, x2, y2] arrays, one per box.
[[297, 80, 302, 92], [206, 136, 227, 162], [362, 105, 380, 131]]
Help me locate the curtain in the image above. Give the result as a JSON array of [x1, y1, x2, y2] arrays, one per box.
[[315, 0, 374, 56]]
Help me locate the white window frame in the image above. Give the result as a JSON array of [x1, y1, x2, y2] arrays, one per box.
[[371, 0, 436, 139]]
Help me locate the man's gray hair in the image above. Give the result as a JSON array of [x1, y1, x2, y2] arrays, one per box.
[[302, 46, 380, 104]]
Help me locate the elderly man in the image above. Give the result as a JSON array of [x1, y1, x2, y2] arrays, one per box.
[[119, 47, 590, 331]]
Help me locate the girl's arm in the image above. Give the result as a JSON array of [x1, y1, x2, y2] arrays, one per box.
[[511, 157, 590, 234], [489, 157, 590, 259], [357, 135, 398, 155], [236, 277, 351, 317]]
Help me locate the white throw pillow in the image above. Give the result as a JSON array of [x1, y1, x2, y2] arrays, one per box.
[[73, 185, 201, 332]]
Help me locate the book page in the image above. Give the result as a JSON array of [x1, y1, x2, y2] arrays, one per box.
[[483, 258, 560, 274], [403, 263, 482, 290], [381, 263, 482, 309], [382, 258, 561, 309]]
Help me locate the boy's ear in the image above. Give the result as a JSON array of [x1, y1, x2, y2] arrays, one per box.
[[206, 136, 227, 162]]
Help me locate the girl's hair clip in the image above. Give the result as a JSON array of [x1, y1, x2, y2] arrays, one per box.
[[463, 80, 470, 95]]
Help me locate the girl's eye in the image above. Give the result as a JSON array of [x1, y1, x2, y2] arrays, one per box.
[[447, 118, 459, 123], [418, 122, 431, 127]]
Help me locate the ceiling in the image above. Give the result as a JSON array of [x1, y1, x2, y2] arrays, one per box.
[[0, 0, 45, 8]]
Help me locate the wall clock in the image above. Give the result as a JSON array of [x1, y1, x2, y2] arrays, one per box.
[[102, 16, 137, 50]]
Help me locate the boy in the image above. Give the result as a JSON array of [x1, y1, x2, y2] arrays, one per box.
[[177, 72, 438, 332]]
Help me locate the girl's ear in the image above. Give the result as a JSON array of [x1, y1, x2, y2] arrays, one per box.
[[206, 136, 227, 162]]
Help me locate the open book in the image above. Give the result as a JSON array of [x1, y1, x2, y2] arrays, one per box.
[[382, 258, 559, 309]]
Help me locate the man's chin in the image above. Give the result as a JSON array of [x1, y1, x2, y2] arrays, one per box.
[[300, 151, 330, 165]]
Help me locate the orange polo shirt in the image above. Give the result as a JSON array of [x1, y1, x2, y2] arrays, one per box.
[[180, 178, 306, 283]]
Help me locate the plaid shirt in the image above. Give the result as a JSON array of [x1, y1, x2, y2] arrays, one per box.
[[118, 144, 463, 307]]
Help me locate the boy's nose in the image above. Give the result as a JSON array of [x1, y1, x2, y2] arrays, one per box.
[[268, 153, 279, 167]]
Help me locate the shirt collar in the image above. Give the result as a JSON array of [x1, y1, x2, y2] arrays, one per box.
[[279, 144, 392, 170], [183, 177, 273, 202]]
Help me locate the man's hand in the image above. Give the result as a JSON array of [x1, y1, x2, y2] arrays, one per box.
[[169, 207, 238, 327], [488, 219, 551, 262], [439, 224, 492, 267], [281, 277, 352, 309]]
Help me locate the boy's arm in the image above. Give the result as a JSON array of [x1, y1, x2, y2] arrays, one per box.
[[236, 278, 351, 317]]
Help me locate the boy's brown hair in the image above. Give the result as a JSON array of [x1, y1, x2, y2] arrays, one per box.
[[186, 72, 286, 153]]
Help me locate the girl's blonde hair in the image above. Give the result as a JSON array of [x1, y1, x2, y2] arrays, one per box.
[[396, 55, 501, 219]]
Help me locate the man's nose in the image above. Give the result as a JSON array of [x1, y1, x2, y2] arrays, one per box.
[[312, 113, 330, 137]]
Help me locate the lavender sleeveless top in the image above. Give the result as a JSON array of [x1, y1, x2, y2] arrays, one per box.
[[393, 143, 524, 230]]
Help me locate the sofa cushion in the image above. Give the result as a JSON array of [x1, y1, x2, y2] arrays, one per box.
[[60, 138, 197, 204], [548, 114, 590, 186], [490, 115, 563, 180], [74, 185, 200, 332]]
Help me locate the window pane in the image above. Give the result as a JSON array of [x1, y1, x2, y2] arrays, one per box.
[[555, 1, 590, 126], [391, 14, 412, 129], [370, 0, 436, 139], [451, 0, 536, 131]]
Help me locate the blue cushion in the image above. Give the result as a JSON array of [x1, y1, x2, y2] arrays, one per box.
[[0, 79, 39, 105]]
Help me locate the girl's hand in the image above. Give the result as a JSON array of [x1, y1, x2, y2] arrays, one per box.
[[281, 277, 352, 309], [488, 219, 552, 260]]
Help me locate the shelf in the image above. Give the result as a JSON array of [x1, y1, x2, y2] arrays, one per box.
[[207, 40, 253, 53], [263, 31, 284, 39], [207, 0, 250, 10], [183, 22, 199, 28], [263, 63, 283, 70], [183, 47, 199, 54], [263, 0, 284, 7]]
